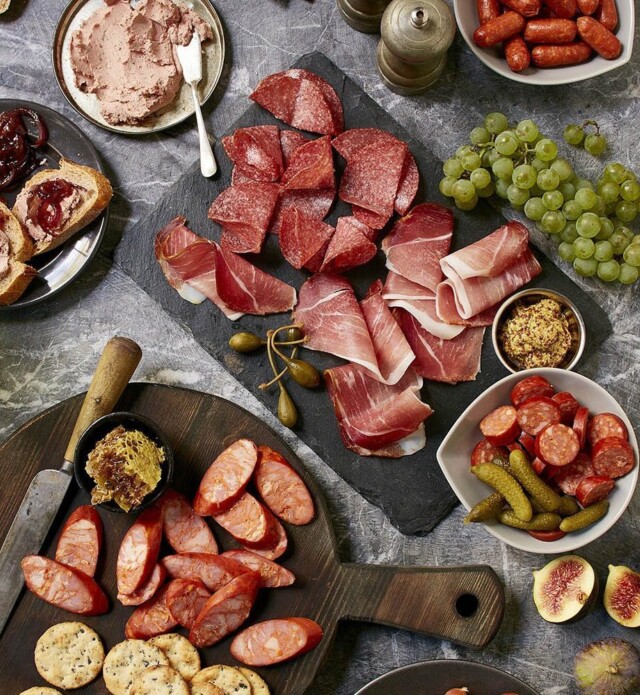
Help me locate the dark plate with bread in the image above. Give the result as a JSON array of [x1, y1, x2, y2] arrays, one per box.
[[0, 99, 112, 309]]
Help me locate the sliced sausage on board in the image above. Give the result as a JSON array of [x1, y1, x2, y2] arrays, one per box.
[[517, 396, 562, 436], [548, 452, 593, 495], [212, 493, 278, 549], [125, 584, 178, 640], [588, 413, 628, 447], [116, 506, 163, 596], [535, 423, 580, 467], [230, 617, 324, 667], [118, 563, 167, 607], [162, 553, 248, 593], [160, 489, 218, 554], [592, 437, 636, 479], [166, 578, 211, 630], [54, 505, 103, 578], [480, 405, 520, 446], [510, 375, 555, 407], [242, 513, 288, 561], [575, 475, 615, 507], [221, 550, 295, 588]]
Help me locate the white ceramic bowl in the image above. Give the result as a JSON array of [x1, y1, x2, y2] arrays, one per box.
[[453, 0, 635, 86], [437, 368, 638, 554]]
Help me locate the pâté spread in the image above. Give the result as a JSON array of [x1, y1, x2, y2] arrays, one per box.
[[86, 425, 164, 511], [499, 298, 572, 369]]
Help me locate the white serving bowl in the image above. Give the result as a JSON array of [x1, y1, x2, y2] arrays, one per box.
[[437, 368, 638, 554], [453, 0, 635, 86]]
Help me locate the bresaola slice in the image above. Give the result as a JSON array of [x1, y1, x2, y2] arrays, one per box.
[[279, 207, 334, 272], [319, 216, 376, 274], [221, 125, 283, 182]]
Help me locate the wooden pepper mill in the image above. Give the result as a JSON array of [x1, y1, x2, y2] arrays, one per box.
[[377, 0, 456, 95], [336, 0, 392, 33]]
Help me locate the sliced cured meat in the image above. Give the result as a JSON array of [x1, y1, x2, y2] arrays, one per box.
[[281, 136, 334, 191], [189, 571, 261, 648], [324, 363, 433, 456], [270, 188, 335, 236], [516, 396, 562, 436], [588, 413, 628, 446], [208, 182, 280, 254], [220, 227, 265, 255], [573, 406, 589, 449], [381, 204, 454, 292], [279, 207, 334, 272], [291, 75, 340, 135], [339, 139, 406, 219], [549, 452, 593, 495], [535, 423, 579, 466], [162, 553, 248, 593], [230, 618, 323, 667], [528, 529, 567, 542], [518, 432, 537, 458], [552, 391, 580, 424], [351, 206, 388, 233], [394, 309, 484, 384], [280, 130, 308, 166], [245, 515, 288, 561], [434, 297, 498, 327], [166, 578, 211, 630], [575, 475, 615, 507], [160, 489, 218, 554], [221, 550, 295, 588], [117, 507, 163, 596], [249, 72, 300, 123], [54, 505, 103, 578], [382, 273, 464, 340], [302, 70, 345, 133], [395, 152, 419, 215], [479, 405, 520, 446], [193, 439, 258, 516], [231, 166, 258, 186], [440, 220, 530, 279], [471, 438, 508, 467], [531, 456, 547, 476], [592, 437, 636, 479], [21, 555, 108, 616], [511, 375, 555, 407], [254, 446, 315, 526], [319, 216, 377, 274], [212, 493, 277, 548], [221, 125, 283, 182], [118, 563, 166, 607], [125, 584, 178, 639]]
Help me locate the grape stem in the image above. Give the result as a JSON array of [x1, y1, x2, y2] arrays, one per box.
[[582, 119, 600, 134]]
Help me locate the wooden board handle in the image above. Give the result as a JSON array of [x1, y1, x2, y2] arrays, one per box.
[[340, 563, 504, 649], [63, 337, 142, 462]]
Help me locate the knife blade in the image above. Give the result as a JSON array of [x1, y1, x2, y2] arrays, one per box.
[[0, 336, 142, 635]]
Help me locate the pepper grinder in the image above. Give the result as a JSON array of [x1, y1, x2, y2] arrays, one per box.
[[336, 0, 392, 33], [377, 0, 456, 95]]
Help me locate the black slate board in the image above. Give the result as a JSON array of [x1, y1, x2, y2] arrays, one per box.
[[115, 52, 612, 535]]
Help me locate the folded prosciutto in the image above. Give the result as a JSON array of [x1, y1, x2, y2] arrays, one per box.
[[155, 217, 296, 317], [324, 364, 433, 457], [381, 203, 453, 292]]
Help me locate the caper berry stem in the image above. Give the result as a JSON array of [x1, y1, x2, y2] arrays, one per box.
[[259, 346, 299, 390]]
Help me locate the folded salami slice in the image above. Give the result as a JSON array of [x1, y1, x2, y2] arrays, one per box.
[[270, 189, 335, 236], [222, 125, 283, 182], [352, 205, 389, 232], [281, 136, 334, 191], [395, 152, 419, 215], [280, 129, 309, 166], [279, 207, 335, 272], [319, 216, 376, 274]]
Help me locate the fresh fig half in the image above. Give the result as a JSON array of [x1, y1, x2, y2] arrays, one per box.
[[532, 554, 598, 623], [575, 638, 640, 695], [604, 564, 640, 627]]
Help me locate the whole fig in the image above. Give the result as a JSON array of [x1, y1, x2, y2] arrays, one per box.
[[575, 638, 640, 695]]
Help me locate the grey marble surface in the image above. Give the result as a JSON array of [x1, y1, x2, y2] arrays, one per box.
[[1, 0, 640, 693]]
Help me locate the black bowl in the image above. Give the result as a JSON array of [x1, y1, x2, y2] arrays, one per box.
[[74, 411, 174, 514]]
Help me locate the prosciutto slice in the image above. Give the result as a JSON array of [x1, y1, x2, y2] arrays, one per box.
[[324, 364, 433, 457], [381, 203, 453, 292], [382, 272, 464, 340], [394, 309, 485, 384]]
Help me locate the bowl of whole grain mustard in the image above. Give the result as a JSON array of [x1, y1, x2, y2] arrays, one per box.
[[492, 289, 586, 374]]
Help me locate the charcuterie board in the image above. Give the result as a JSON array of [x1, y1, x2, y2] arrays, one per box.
[[0, 384, 504, 694], [115, 52, 612, 535]]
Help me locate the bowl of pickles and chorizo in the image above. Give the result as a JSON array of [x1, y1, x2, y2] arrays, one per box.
[[453, 0, 634, 86], [437, 368, 638, 553]]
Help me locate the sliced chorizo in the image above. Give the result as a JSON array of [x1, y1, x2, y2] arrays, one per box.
[[518, 432, 537, 458], [221, 550, 295, 588], [165, 578, 211, 630], [230, 617, 324, 666], [21, 555, 108, 616], [471, 438, 508, 466], [479, 405, 520, 446], [517, 397, 562, 436], [552, 392, 580, 424], [118, 563, 166, 607], [473, 12, 526, 48], [212, 492, 278, 548], [531, 42, 593, 67], [587, 413, 628, 447], [116, 506, 163, 596], [576, 16, 622, 59], [510, 376, 554, 407], [161, 552, 247, 593], [159, 489, 218, 554], [54, 505, 103, 577], [527, 529, 567, 542], [254, 446, 315, 525], [193, 439, 258, 516], [573, 406, 589, 449], [124, 584, 178, 639], [592, 437, 636, 479], [575, 475, 615, 507], [244, 514, 288, 561], [536, 423, 580, 466], [548, 452, 593, 495]]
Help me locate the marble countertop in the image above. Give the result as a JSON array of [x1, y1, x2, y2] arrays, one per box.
[[1, 1, 640, 693]]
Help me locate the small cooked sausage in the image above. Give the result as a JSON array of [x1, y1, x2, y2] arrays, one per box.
[[474, 11, 527, 47], [476, 0, 501, 24], [162, 552, 247, 593], [505, 35, 531, 72], [125, 584, 178, 639], [116, 506, 163, 596], [596, 0, 618, 30], [54, 505, 103, 577], [222, 550, 295, 589], [524, 18, 578, 43], [118, 563, 166, 607], [502, 0, 542, 15], [230, 617, 324, 667], [544, 0, 577, 18], [159, 489, 218, 554], [576, 16, 622, 59], [165, 578, 211, 630], [21, 555, 108, 615], [577, 0, 599, 14]]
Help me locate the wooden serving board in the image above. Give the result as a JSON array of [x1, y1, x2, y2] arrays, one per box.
[[115, 52, 612, 535], [0, 384, 504, 695]]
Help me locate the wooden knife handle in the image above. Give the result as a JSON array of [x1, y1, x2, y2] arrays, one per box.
[[339, 563, 504, 649], [63, 337, 142, 462]]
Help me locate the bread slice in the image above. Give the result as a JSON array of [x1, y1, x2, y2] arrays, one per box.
[[0, 202, 37, 305], [0, 1, 11, 14], [12, 158, 113, 256]]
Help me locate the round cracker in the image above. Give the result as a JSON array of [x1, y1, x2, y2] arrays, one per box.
[[34, 621, 104, 690], [190, 684, 225, 695], [148, 633, 201, 681], [130, 665, 189, 695], [19, 689, 62, 695], [192, 665, 252, 693], [239, 668, 270, 694], [103, 639, 169, 695]]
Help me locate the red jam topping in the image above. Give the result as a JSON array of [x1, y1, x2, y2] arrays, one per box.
[[0, 108, 48, 191], [33, 179, 76, 233]]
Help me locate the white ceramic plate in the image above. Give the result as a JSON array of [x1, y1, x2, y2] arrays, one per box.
[[437, 368, 638, 554], [453, 0, 634, 86]]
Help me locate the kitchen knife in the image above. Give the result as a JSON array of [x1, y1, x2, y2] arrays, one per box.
[[0, 336, 142, 635]]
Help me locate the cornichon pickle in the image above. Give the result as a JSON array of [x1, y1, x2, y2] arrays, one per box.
[[472, 463, 533, 522], [499, 510, 562, 531], [557, 496, 580, 517], [508, 449, 562, 513], [559, 500, 609, 532], [464, 492, 505, 524]]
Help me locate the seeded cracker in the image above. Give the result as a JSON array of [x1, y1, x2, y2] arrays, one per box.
[[239, 667, 271, 694], [148, 633, 201, 681], [19, 689, 62, 695], [129, 665, 189, 695], [192, 665, 252, 693], [190, 683, 225, 695], [34, 621, 104, 690], [103, 639, 169, 695]]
